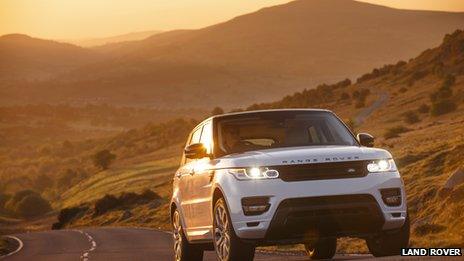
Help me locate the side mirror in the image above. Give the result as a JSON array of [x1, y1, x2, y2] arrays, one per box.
[[357, 133, 375, 147], [184, 143, 208, 159]]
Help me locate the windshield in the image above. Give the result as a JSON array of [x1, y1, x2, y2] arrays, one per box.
[[216, 111, 357, 156]]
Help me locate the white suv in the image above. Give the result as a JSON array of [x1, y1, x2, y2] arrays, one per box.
[[171, 109, 409, 261]]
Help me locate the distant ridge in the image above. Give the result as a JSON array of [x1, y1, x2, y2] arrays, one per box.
[[65, 30, 162, 47], [1, 0, 464, 108]]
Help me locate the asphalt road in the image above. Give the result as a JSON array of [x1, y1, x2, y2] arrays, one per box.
[[0, 227, 433, 261]]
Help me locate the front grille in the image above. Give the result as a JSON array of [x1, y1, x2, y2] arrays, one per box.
[[272, 160, 369, 182]]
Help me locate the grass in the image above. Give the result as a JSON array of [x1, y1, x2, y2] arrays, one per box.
[[59, 146, 180, 209], [54, 144, 180, 231], [383, 125, 411, 139]]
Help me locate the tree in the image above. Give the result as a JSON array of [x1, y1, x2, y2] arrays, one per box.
[[430, 99, 457, 116], [15, 194, 52, 218], [403, 111, 420, 124], [93, 150, 116, 170], [211, 107, 224, 116]]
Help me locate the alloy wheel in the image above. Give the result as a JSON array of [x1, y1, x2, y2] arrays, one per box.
[[173, 210, 183, 261], [214, 201, 231, 260]]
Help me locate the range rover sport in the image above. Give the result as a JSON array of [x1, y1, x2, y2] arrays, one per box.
[[170, 109, 409, 261]]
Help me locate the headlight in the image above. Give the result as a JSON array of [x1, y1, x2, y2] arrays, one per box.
[[228, 167, 279, 180], [367, 159, 397, 172]]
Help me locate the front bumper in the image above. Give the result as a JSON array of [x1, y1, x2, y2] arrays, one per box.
[[217, 171, 407, 242]]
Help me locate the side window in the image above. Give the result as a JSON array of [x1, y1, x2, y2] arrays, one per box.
[[199, 121, 212, 153], [190, 126, 203, 145], [183, 125, 203, 165]]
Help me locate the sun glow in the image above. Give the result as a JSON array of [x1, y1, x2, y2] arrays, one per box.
[[1, 0, 462, 39]]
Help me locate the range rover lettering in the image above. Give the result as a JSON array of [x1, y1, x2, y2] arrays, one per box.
[[171, 109, 409, 261]]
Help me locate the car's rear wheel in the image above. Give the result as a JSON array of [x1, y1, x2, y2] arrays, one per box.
[[213, 198, 255, 261], [172, 209, 204, 261], [304, 237, 337, 260], [366, 214, 410, 257]]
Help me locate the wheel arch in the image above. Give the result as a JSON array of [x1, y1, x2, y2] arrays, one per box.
[[170, 201, 189, 236]]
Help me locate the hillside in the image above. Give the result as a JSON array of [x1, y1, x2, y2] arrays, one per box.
[[0, 34, 100, 82], [0, 118, 195, 234], [2, 0, 464, 107]]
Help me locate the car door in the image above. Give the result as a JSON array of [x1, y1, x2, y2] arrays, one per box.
[[178, 124, 203, 230], [189, 120, 215, 235]]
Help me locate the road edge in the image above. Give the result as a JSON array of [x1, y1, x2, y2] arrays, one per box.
[[0, 236, 23, 259]]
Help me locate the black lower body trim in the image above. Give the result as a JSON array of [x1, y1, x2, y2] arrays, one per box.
[[261, 194, 384, 245]]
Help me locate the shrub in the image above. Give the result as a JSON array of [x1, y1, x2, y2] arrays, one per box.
[[417, 104, 430, 114], [403, 111, 420, 124], [94, 194, 119, 216], [442, 74, 456, 89], [414, 223, 446, 236], [0, 193, 11, 215], [430, 86, 452, 102], [359, 88, 371, 97], [355, 100, 365, 108], [340, 92, 350, 100], [93, 190, 162, 217], [409, 70, 429, 82], [384, 126, 411, 139], [92, 150, 116, 170], [52, 206, 88, 229], [449, 184, 464, 202], [399, 87, 408, 93], [0, 193, 10, 209], [429, 74, 456, 103], [430, 99, 457, 116], [15, 194, 52, 218], [5, 190, 37, 212]]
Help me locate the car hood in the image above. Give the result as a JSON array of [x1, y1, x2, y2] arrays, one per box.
[[213, 146, 392, 168]]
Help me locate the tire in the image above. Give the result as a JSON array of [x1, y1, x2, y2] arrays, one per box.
[[304, 237, 337, 260], [213, 198, 255, 261], [172, 209, 204, 261], [366, 213, 410, 257]]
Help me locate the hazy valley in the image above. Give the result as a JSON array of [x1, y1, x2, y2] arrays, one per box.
[[1, 0, 464, 108]]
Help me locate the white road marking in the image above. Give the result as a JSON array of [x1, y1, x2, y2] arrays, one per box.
[[76, 230, 97, 261], [0, 236, 24, 259]]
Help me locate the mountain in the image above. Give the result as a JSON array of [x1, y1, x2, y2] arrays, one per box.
[[2, 0, 464, 108], [0, 34, 100, 82], [66, 30, 162, 47]]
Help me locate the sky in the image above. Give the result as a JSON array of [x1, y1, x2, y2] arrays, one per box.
[[1, 0, 464, 40]]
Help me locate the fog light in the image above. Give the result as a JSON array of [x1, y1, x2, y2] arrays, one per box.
[[380, 188, 402, 207], [241, 196, 270, 216]]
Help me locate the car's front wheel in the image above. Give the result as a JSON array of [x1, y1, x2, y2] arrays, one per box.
[[213, 198, 255, 261], [366, 214, 410, 257], [172, 209, 204, 261], [304, 237, 337, 260]]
